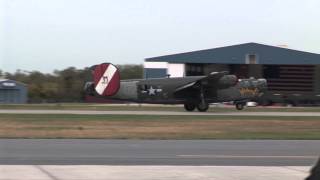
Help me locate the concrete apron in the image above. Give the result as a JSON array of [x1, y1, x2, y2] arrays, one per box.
[[0, 166, 310, 180]]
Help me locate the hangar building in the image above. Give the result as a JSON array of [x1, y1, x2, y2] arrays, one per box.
[[144, 43, 320, 105], [0, 79, 28, 104]]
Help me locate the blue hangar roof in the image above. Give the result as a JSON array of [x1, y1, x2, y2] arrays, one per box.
[[145, 43, 320, 64]]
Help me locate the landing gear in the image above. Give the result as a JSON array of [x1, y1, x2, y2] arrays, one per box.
[[196, 102, 209, 112], [184, 102, 209, 112], [184, 103, 196, 111], [184, 84, 210, 112], [196, 85, 209, 112], [235, 102, 245, 110]]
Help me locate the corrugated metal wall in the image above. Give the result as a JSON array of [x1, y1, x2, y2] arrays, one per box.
[[0, 80, 27, 104], [264, 65, 315, 92]]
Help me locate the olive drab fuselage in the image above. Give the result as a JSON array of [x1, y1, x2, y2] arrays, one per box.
[[109, 76, 266, 104]]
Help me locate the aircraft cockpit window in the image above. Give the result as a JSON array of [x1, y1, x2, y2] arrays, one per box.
[[244, 80, 250, 87]]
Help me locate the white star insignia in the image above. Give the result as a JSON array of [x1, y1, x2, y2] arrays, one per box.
[[148, 86, 156, 95]]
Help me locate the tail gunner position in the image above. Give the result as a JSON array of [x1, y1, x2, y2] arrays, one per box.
[[84, 63, 267, 112]]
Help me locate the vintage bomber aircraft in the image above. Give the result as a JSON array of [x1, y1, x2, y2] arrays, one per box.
[[84, 63, 267, 112]]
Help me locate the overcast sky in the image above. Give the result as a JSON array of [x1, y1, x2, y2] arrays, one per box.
[[1, 0, 320, 73]]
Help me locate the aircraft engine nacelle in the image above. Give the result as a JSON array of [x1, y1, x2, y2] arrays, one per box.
[[218, 75, 238, 88]]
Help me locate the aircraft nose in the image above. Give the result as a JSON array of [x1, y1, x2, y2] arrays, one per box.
[[257, 78, 267, 91]]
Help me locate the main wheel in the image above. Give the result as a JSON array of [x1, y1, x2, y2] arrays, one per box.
[[184, 103, 196, 111], [235, 103, 245, 110], [196, 102, 209, 112]]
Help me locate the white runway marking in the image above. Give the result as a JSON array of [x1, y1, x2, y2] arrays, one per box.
[[0, 166, 311, 180], [177, 155, 318, 159]]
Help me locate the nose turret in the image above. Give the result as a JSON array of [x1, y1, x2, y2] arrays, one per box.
[[256, 78, 267, 92], [239, 78, 267, 89], [237, 77, 267, 98]]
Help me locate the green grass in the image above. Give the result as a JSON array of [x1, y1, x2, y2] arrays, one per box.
[[0, 114, 320, 139]]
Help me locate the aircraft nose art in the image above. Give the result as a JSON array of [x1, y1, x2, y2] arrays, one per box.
[[93, 63, 120, 96]]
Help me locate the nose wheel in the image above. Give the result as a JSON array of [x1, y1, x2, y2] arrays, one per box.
[[235, 102, 245, 110]]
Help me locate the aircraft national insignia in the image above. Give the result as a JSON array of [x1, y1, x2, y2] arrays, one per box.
[[141, 86, 162, 96]]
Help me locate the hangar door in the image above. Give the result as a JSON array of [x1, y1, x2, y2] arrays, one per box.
[[263, 65, 315, 92], [185, 63, 204, 76], [0, 89, 21, 103]]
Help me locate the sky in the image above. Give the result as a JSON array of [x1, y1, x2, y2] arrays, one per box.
[[0, 0, 320, 73]]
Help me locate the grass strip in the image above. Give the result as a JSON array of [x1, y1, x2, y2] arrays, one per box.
[[0, 114, 319, 139]]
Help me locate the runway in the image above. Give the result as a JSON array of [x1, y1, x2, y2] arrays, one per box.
[[0, 139, 319, 166], [1, 109, 320, 116], [0, 165, 310, 180]]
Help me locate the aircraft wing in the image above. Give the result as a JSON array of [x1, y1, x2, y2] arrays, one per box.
[[174, 71, 228, 93]]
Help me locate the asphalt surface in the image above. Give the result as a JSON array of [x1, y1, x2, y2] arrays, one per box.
[[0, 165, 310, 180], [1, 109, 320, 116], [0, 140, 319, 166]]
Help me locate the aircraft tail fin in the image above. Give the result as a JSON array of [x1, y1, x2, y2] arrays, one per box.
[[92, 63, 120, 96]]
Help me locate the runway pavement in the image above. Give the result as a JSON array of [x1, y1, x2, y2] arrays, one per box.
[[2, 109, 320, 116], [0, 139, 319, 166], [1, 140, 318, 179], [0, 165, 310, 180]]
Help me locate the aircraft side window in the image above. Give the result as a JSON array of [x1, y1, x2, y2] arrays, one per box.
[[252, 81, 258, 86]]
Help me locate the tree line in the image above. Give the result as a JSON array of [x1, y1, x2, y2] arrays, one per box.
[[1, 64, 143, 103]]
